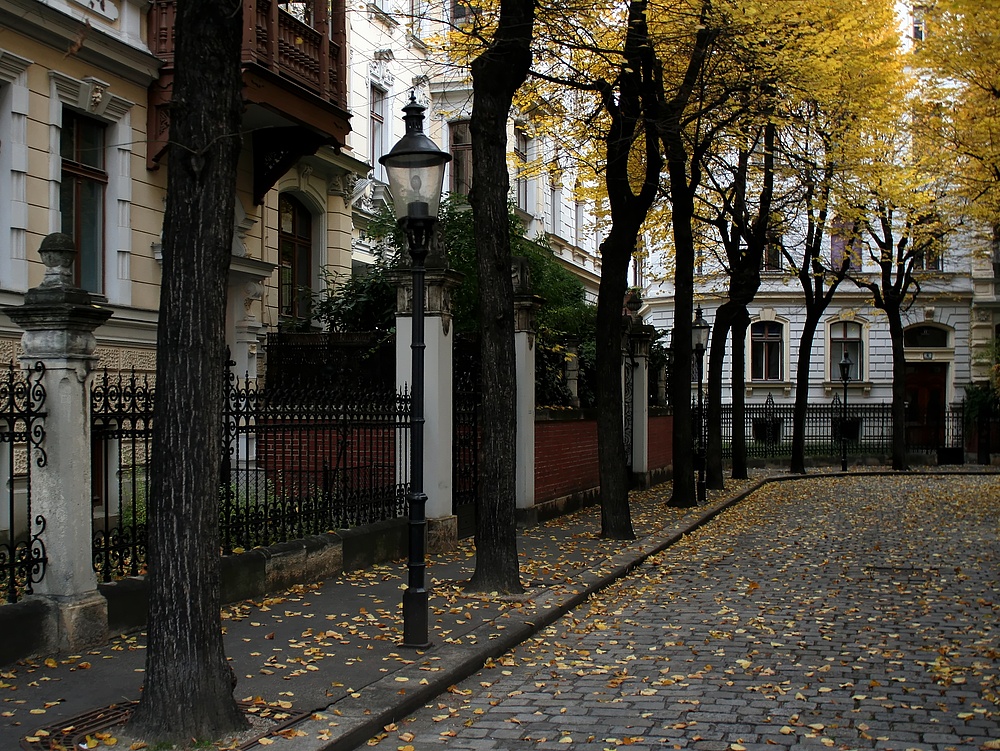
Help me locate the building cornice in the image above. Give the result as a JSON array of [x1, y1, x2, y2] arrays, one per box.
[[1, 0, 161, 87]]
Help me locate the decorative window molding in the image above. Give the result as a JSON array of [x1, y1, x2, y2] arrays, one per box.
[[49, 71, 135, 306], [0, 49, 32, 292]]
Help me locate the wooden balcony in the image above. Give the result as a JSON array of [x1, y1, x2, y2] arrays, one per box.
[[147, 0, 351, 198]]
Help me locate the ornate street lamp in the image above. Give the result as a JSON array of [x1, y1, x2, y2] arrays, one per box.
[[839, 349, 852, 473], [692, 306, 710, 504], [380, 92, 451, 648]]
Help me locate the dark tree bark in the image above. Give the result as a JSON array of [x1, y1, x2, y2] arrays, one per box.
[[592, 0, 663, 540], [780, 115, 850, 474], [661, 10, 718, 508], [125, 0, 247, 743], [729, 307, 750, 477], [787, 189, 848, 476], [467, 0, 535, 593], [852, 210, 919, 471], [701, 123, 774, 489]]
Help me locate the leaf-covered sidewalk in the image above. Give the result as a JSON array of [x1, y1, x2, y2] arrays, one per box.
[[3, 469, 996, 750]]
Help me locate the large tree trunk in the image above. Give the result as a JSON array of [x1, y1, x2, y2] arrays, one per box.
[[592, 0, 662, 539], [595, 237, 635, 539], [467, 0, 535, 593], [126, 0, 246, 743]]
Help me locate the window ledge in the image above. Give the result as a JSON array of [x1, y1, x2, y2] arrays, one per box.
[[368, 4, 398, 26], [745, 381, 792, 397], [823, 380, 873, 397]]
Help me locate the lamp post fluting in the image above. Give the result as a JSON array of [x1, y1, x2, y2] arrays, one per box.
[[839, 350, 852, 473], [692, 306, 710, 505], [379, 93, 451, 648]]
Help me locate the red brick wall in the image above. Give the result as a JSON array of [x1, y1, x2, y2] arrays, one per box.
[[648, 412, 673, 471], [534, 415, 599, 503], [534, 411, 675, 504]]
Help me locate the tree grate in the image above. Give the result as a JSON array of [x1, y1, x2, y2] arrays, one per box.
[[19, 700, 312, 750]]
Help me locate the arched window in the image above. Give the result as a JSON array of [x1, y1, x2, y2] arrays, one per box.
[[751, 321, 784, 381], [278, 194, 313, 325], [903, 325, 948, 348]]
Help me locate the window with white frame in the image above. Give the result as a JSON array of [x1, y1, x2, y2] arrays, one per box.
[[830, 320, 863, 381], [370, 85, 387, 182], [50, 72, 134, 306], [451, 0, 472, 23], [450, 121, 472, 195], [0, 50, 32, 293], [514, 128, 529, 212], [762, 231, 782, 272], [409, 0, 427, 37], [750, 321, 784, 381], [60, 109, 107, 294]]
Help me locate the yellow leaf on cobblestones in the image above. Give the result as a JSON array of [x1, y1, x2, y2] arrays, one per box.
[[779, 727, 794, 735]]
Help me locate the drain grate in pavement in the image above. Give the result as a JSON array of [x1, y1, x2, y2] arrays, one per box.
[[19, 700, 312, 750]]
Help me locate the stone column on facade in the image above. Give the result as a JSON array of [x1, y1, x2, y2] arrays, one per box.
[[391, 260, 464, 553], [564, 344, 581, 408], [2, 233, 113, 651], [627, 324, 653, 486], [513, 258, 543, 510]]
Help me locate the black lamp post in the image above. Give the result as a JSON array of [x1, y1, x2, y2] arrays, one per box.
[[379, 92, 451, 649], [692, 306, 710, 504], [623, 291, 642, 466], [839, 349, 852, 473]]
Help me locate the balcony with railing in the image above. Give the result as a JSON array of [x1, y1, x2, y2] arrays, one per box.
[[147, 0, 350, 186]]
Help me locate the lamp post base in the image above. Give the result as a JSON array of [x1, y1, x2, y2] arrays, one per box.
[[401, 587, 431, 649]]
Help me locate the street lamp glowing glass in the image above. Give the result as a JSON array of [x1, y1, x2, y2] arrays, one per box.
[[839, 350, 853, 384], [692, 306, 710, 352], [379, 94, 451, 223]]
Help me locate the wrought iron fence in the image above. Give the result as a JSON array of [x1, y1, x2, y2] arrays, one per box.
[[719, 395, 965, 460], [0, 362, 47, 604], [91, 369, 154, 583], [222, 372, 410, 553], [90, 363, 411, 582]]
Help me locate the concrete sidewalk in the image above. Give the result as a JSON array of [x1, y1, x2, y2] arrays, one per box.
[[6, 469, 990, 751]]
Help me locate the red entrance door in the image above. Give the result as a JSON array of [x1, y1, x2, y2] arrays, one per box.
[[903, 362, 947, 448]]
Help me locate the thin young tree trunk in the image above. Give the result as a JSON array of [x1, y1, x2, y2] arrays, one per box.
[[705, 302, 736, 490], [467, 0, 535, 593], [729, 307, 749, 478], [126, 0, 246, 742], [887, 306, 909, 470], [790, 311, 822, 474]]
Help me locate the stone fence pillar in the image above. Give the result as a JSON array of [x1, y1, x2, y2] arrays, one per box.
[[626, 324, 653, 486], [513, 258, 543, 510], [392, 262, 464, 552], [3, 233, 112, 650]]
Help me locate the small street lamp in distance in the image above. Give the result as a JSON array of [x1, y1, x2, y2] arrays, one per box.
[[839, 349, 852, 473], [692, 306, 710, 504], [379, 91, 451, 649]]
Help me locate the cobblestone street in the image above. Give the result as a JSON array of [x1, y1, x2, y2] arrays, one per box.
[[365, 474, 1000, 751]]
